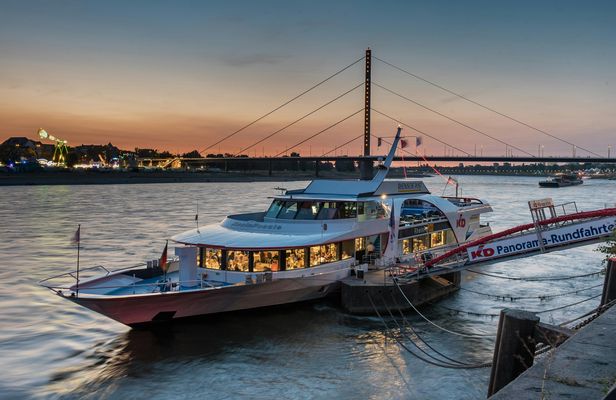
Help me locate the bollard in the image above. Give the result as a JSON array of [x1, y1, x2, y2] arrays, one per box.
[[601, 258, 616, 307], [487, 309, 539, 397]]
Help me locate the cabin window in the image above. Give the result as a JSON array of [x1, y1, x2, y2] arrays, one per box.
[[265, 200, 284, 218], [355, 237, 366, 251], [227, 250, 249, 272], [317, 202, 338, 220], [341, 239, 354, 259], [309, 243, 339, 266], [402, 239, 412, 255], [278, 201, 299, 219], [205, 248, 222, 269], [430, 231, 446, 247], [338, 202, 358, 219], [295, 201, 319, 220], [286, 248, 305, 270], [253, 251, 280, 272], [412, 236, 430, 252]]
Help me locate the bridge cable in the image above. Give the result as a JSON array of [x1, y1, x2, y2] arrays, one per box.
[[321, 133, 363, 156], [274, 108, 364, 157], [235, 82, 363, 156], [392, 278, 496, 338], [371, 108, 472, 156], [366, 292, 491, 369], [374, 56, 603, 158], [373, 82, 536, 157], [467, 268, 605, 282], [199, 56, 364, 154]]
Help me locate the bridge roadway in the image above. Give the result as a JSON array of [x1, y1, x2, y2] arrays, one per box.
[[140, 155, 616, 164]]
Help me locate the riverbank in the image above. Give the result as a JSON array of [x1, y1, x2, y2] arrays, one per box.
[[490, 304, 616, 399], [0, 170, 344, 186]]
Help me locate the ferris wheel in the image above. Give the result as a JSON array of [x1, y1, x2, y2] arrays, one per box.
[[38, 128, 69, 165]]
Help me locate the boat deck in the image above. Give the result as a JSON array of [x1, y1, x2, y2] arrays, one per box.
[[104, 271, 233, 296]]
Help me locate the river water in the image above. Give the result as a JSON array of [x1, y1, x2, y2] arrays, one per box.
[[0, 176, 613, 399]]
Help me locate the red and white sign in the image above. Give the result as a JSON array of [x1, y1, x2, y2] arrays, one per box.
[[467, 217, 616, 262]]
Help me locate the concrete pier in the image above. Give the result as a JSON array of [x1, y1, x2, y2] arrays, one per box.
[[490, 305, 616, 399], [340, 269, 460, 314]]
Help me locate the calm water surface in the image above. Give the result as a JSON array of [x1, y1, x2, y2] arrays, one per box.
[[0, 176, 612, 399]]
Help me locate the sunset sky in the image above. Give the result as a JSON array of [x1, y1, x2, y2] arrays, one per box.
[[1, 0, 615, 157]]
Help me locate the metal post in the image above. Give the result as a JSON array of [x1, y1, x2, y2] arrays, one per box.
[[601, 258, 616, 307], [488, 309, 539, 397], [268, 159, 272, 176], [360, 48, 373, 180], [315, 160, 320, 177]]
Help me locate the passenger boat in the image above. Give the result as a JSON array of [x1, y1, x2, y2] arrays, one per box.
[[539, 173, 583, 188], [39, 128, 494, 326]]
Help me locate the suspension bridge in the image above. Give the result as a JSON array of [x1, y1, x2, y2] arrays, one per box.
[[139, 49, 615, 172]]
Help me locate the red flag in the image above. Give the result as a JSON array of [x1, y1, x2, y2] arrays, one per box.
[[160, 241, 168, 272], [71, 225, 81, 245], [400, 139, 408, 149], [377, 137, 382, 147]]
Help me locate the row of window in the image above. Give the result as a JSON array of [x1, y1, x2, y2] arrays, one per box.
[[199, 238, 364, 272], [400, 229, 456, 255], [265, 200, 385, 220]]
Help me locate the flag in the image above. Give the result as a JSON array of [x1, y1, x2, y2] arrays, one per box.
[[160, 240, 169, 273], [388, 203, 396, 243], [71, 225, 81, 245], [400, 139, 408, 149], [447, 176, 458, 186], [416, 136, 423, 147], [377, 137, 382, 147]]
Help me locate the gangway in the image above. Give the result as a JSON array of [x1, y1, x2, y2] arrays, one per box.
[[392, 200, 616, 281]]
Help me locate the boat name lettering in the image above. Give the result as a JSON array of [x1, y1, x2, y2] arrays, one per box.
[[397, 182, 424, 193], [528, 198, 554, 210], [230, 221, 283, 230], [467, 218, 616, 261]]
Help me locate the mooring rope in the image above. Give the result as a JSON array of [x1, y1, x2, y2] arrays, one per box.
[[433, 293, 601, 318], [366, 292, 492, 369], [392, 278, 496, 338], [467, 268, 605, 282], [383, 289, 478, 366], [457, 283, 603, 301]]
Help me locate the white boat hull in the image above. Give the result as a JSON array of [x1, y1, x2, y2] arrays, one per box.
[[68, 271, 348, 326]]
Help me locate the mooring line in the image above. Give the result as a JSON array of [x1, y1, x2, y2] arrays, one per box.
[[467, 268, 605, 282], [392, 278, 496, 338]]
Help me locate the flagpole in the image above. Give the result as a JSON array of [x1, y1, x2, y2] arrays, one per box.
[[76, 224, 81, 298]]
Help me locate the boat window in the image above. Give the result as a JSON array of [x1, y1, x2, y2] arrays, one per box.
[[402, 239, 412, 255], [278, 201, 299, 219], [338, 202, 357, 219], [358, 201, 386, 221], [355, 237, 366, 251], [399, 228, 456, 256], [317, 202, 339, 220], [340, 239, 354, 259], [286, 248, 305, 270], [265, 200, 284, 218], [205, 248, 222, 269], [412, 236, 430, 252], [295, 201, 319, 220], [309, 243, 339, 266], [400, 199, 445, 225], [227, 250, 249, 272], [254, 251, 280, 272], [430, 231, 446, 247]]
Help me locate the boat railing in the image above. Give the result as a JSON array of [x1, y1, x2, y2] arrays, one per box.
[[38, 262, 152, 292]]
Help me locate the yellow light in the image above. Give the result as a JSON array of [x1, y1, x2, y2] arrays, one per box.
[[381, 194, 387, 200]]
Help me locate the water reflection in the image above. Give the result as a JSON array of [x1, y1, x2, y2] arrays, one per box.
[[0, 177, 611, 399]]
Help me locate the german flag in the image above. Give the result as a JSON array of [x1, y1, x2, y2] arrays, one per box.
[[160, 240, 169, 273]]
